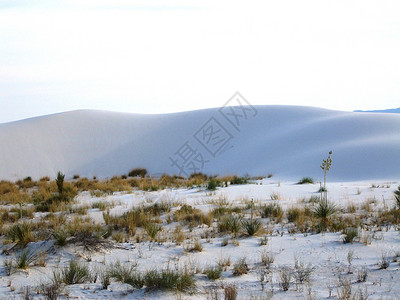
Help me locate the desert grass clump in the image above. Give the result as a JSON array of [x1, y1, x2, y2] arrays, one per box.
[[144, 267, 195, 292], [186, 239, 203, 252], [232, 257, 249, 276], [58, 260, 89, 285], [8, 222, 34, 247], [174, 204, 212, 227], [343, 227, 358, 244], [242, 218, 262, 236], [297, 177, 314, 184], [145, 222, 162, 241], [204, 265, 222, 280], [259, 203, 283, 222], [109, 261, 143, 288]]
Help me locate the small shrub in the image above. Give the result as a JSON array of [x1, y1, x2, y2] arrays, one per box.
[[231, 176, 247, 185], [207, 179, 219, 191], [8, 222, 34, 247], [343, 227, 358, 244], [232, 257, 249, 276], [298, 177, 314, 184], [59, 260, 89, 284], [145, 223, 161, 241], [128, 168, 147, 178], [204, 265, 222, 280], [53, 229, 68, 246]]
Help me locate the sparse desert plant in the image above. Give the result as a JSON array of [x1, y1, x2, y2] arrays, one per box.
[[232, 257, 249, 276], [260, 250, 274, 269], [356, 267, 368, 283], [279, 267, 292, 291], [336, 275, 352, 300], [8, 222, 34, 247], [343, 227, 358, 244], [378, 252, 391, 269], [204, 265, 222, 280], [242, 218, 262, 236], [294, 257, 313, 284], [224, 284, 238, 300], [298, 177, 314, 184], [3, 257, 13, 275], [99, 267, 111, 289], [39, 281, 62, 300], [59, 260, 89, 284]]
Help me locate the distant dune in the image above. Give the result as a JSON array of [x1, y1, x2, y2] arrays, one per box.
[[0, 106, 399, 181], [354, 107, 400, 114]]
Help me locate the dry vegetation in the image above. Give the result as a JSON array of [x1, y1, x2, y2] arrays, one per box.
[[1, 170, 400, 299]]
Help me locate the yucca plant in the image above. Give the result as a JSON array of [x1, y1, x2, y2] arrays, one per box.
[[313, 199, 336, 232], [394, 186, 400, 209], [56, 171, 65, 194], [8, 222, 34, 247], [14, 248, 38, 269], [220, 215, 242, 238], [242, 218, 262, 236]]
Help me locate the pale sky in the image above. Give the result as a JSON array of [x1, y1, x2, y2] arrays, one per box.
[[1, 0, 400, 123]]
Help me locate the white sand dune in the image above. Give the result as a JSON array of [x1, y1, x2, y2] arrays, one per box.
[[0, 106, 399, 181]]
